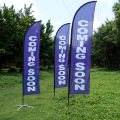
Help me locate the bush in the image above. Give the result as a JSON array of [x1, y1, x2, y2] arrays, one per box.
[[19, 68, 23, 72], [8, 66, 17, 72]]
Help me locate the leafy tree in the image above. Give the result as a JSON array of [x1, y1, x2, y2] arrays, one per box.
[[0, 4, 35, 69], [91, 20, 119, 69], [113, 1, 120, 32], [91, 1, 120, 69], [0, 4, 54, 70], [40, 20, 54, 66]]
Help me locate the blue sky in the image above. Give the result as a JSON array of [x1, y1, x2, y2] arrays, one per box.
[[0, 0, 118, 36]]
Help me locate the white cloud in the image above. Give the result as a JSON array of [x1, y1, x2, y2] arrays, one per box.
[[0, 0, 12, 7], [0, 0, 34, 10], [98, 0, 117, 5], [98, 0, 107, 4], [108, 0, 117, 6], [52, 21, 62, 37], [0, 0, 41, 20], [93, 18, 101, 31]]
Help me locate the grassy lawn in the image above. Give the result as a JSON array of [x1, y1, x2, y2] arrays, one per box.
[[0, 68, 120, 120]]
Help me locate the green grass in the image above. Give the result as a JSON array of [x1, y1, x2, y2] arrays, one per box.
[[0, 68, 120, 120]]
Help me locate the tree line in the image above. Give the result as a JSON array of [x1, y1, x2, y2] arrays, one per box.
[[0, 4, 54, 70], [91, 1, 120, 69], [1, 1, 120, 70]]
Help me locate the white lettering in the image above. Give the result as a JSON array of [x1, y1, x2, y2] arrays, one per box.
[[76, 47, 86, 53], [78, 20, 88, 27], [59, 80, 66, 85], [27, 36, 38, 92], [74, 78, 85, 84], [59, 45, 66, 50], [28, 69, 35, 75], [74, 20, 89, 92], [28, 42, 36, 47], [59, 54, 65, 59], [59, 41, 66, 45], [77, 35, 88, 41], [28, 62, 35, 66], [27, 86, 36, 92], [58, 59, 65, 62], [75, 84, 85, 90], [29, 36, 37, 41], [59, 64, 65, 70], [77, 28, 88, 34], [28, 56, 35, 62], [27, 76, 35, 81], [27, 82, 35, 86], [58, 35, 67, 86], [58, 71, 65, 75], [59, 36, 66, 40], [58, 76, 65, 80], [75, 71, 85, 77], [75, 62, 85, 70], [28, 47, 36, 52], [76, 54, 85, 59]]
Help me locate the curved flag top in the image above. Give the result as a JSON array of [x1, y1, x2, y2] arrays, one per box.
[[55, 23, 70, 88], [69, 1, 97, 94], [23, 21, 42, 96]]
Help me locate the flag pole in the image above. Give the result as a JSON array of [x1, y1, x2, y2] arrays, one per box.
[[68, 1, 97, 111], [22, 55, 24, 105], [54, 68, 55, 97], [54, 36, 56, 97], [13, 42, 34, 111], [68, 87, 70, 112], [68, 46, 71, 112], [68, 38, 71, 112], [22, 43, 25, 105], [54, 23, 70, 97], [14, 21, 42, 110], [67, 14, 74, 113], [22, 66, 24, 105]]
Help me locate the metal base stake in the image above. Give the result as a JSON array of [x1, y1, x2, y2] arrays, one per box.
[[14, 104, 34, 111]]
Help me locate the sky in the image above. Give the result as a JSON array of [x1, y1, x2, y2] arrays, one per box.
[[0, 0, 118, 36]]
